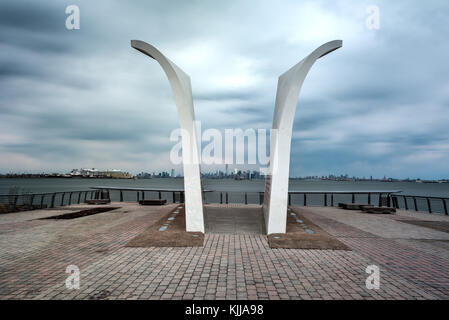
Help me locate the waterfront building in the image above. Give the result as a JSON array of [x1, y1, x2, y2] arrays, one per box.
[[68, 168, 132, 179]]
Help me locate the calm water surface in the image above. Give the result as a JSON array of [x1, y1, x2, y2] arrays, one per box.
[[1, 178, 448, 197]]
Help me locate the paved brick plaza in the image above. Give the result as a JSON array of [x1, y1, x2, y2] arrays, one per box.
[[0, 202, 448, 300]]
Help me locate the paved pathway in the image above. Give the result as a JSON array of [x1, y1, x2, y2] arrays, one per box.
[[294, 207, 449, 299], [204, 206, 265, 235], [0, 203, 447, 299]]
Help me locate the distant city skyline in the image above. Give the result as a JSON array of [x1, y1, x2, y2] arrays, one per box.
[[1, 168, 447, 182]]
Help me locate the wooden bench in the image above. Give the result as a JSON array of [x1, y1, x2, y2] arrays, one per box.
[[361, 206, 396, 214], [338, 203, 374, 210], [85, 199, 111, 205], [139, 200, 167, 206], [338, 202, 395, 214]]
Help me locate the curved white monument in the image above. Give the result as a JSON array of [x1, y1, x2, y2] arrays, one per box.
[[131, 40, 204, 233], [263, 40, 343, 235]]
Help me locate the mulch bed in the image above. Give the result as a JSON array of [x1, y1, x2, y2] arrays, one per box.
[[39, 207, 120, 220], [267, 207, 351, 250], [399, 220, 449, 233], [126, 205, 204, 247]]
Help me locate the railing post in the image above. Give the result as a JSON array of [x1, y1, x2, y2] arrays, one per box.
[[77, 192, 81, 204], [29, 195, 34, 210], [120, 191, 123, 202], [387, 194, 391, 207], [220, 192, 223, 204], [68, 192, 72, 205], [142, 191, 145, 200], [442, 199, 448, 216], [259, 193, 263, 205], [40, 195, 45, 209], [378, 193, 382, 207], [181, 192, 185, 203], [331, 194, 334, 207], [427, 198, 432, 213], [392, 196, 398, 209], [137, 191, 140, 202], [172, 191, 175, 203], [324, 193, 327, 206], [303, 194, 307, 206], [61, 193, 65, 206], [51, 193, 55, 208], [226, 192, 228, 204], [13, 195, 18, 212], [245, 193, 248, 205], [368, 193, 371, 205], [404, 196, 408, 210], [158, 191, 162, 200], [288, 193, 291, 206], [352, 193, 355, 204], [413, 197, 418, 211]]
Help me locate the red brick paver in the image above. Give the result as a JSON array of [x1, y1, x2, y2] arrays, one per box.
[[0, 203, 176, 299], [0, 203, 447, 300], [296, 207, 449, 299]]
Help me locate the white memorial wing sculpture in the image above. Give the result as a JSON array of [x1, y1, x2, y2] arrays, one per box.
[[131, 40, 204, 233], [263, 40, 343, 234]]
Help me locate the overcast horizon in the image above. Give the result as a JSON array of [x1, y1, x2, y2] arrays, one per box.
[[1, 1, 448, 179]]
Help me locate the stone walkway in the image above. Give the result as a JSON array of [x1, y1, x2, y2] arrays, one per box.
[[0, 203, 448, 300], [204, 206, 265, 235]]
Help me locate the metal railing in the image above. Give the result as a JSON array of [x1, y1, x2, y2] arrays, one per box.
[[3, 187, 446, 216], [391, 194, 449, 215], [0, 190, 96, 213], [89, 186, 192, 204], [91, 187, 260, 205], [90, 187, 402, 208], [285, 190, 400, 207]]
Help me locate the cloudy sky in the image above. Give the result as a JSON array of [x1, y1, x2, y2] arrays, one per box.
[[0, 0, 448, 179]]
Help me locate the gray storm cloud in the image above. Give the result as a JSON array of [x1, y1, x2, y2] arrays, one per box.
[[0, 0, 448, 179]]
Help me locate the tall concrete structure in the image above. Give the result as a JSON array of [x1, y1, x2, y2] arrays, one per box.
[[131, 40, 204, 233], [263, 40, 342, 235]]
